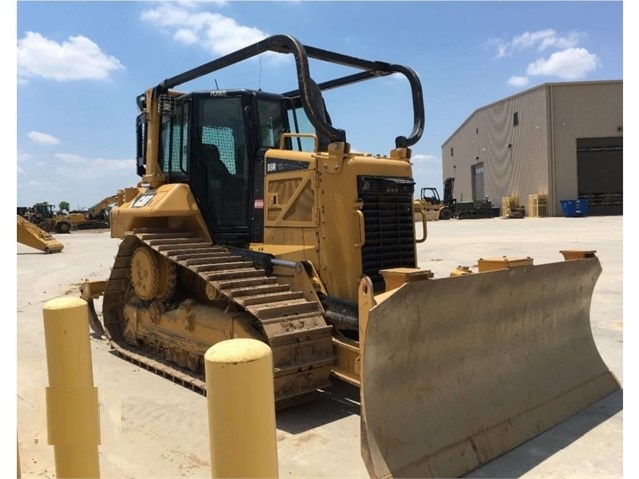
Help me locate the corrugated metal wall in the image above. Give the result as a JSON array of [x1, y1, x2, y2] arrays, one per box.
[[549, 82, 623, 215], [442, 81, 623, 216], [441, 86, 549, 208]]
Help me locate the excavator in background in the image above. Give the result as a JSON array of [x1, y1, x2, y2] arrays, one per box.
[[67, 194, 117, 230], [17, 215, 64, 253], [79, 35, 619, 478], [89, 194, 117, 222]]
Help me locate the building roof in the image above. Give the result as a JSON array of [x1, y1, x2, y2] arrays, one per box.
[[441, 79, 622, 147]]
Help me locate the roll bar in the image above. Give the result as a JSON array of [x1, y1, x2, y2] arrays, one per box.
[[147, 34, 424, 148]]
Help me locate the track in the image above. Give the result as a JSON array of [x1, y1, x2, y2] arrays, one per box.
[[98, 228, 335, 405]]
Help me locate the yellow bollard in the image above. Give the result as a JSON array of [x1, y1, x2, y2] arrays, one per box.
[[43, 297, 100, 479], [205, 339, 279, 479]]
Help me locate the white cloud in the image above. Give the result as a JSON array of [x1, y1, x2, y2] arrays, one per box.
[[17, 150, 33, 174], [88, 158, 136, 173], [491, 29, 582, 58], [174, 28, 198, 45], [55, 153, 86, 164], [17, 150, 32, 163], [494, 41, 508, 59], [18, 152, 135, 207], [490, 28, 599, 84], [172, 0, 229, 9], [17, 31, 125, 82], [54, 153, 135, 174], [141, 3, 269, 56], [507, 75, 530, 87], [526, 48, 600, 80], [511, 29, 581, 53], [27, 131, 60, 145]]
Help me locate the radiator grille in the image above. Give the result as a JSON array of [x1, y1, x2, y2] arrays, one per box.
[[358, 176, 416, 292]]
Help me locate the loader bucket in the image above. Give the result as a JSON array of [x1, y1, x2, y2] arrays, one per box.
[[360, 255, 620, 478]]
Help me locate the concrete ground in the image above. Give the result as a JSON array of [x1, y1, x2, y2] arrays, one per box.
[[16, 216, 624, 478]]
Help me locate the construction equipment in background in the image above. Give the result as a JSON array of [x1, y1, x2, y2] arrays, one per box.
[[416, 177, 456, 220], [19, 203, 72, 234], [78, 34, 619, 478], [454, 196, 495, 219], [67, 194, 117, 230], [17, 215, 64, 253], [416, 177, 493, 220], [501, 196, 526, 218], [89, 194, 117, 222], [66, 211, 108, 230]]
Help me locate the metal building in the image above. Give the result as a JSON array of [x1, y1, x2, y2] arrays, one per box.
[[441, 80, 623, 216]]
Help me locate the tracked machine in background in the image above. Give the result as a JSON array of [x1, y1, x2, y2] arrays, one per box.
[[81, 35, 619, 478], [416, 177, 494, 220]]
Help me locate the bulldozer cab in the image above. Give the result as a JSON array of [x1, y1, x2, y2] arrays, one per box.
[[136, 89, 325, 246], [133, 34, 424, 254]]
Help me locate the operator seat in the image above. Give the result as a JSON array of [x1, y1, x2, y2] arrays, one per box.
[[199, 142, 247, 226], [200, 143, 231, 179]]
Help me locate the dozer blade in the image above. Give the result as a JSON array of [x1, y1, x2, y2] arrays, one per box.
[[360, 256, 620, 478]]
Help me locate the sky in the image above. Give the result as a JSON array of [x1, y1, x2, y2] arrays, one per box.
[[11, 0, 626, 211]]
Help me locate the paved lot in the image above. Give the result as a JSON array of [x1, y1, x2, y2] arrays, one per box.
[[16, 216, 623, 478]]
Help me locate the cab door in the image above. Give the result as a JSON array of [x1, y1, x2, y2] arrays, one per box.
[[189, 94, 253, 245]]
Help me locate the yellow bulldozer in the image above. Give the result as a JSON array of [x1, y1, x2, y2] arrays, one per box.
[[80, 35, 619, 478]]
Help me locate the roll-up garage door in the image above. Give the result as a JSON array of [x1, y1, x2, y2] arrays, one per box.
[[472, 162, 485, 201], [577, 137, 622, 216]]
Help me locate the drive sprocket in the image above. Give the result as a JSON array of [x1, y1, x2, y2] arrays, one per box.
[[130, 245, 176, 302]]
